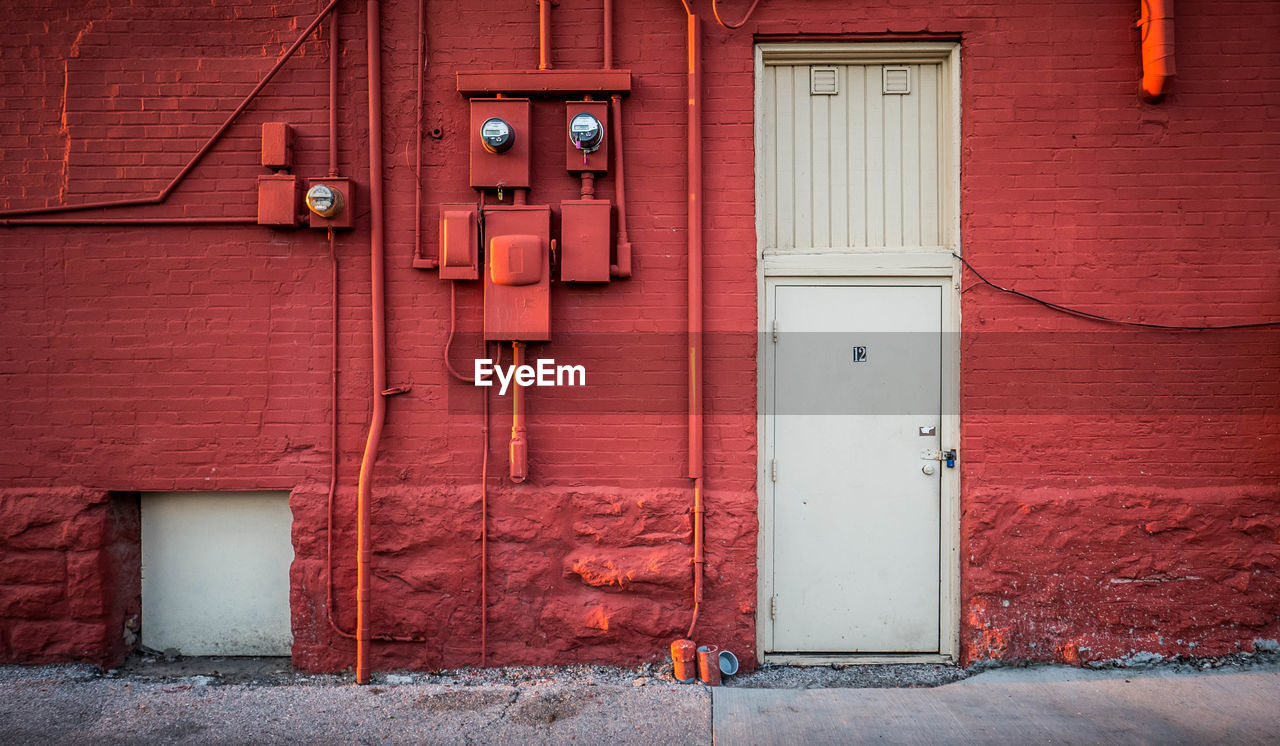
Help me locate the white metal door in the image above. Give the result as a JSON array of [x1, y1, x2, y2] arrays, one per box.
[[141, 491, 294, 656], [769, 283, 942, 652]]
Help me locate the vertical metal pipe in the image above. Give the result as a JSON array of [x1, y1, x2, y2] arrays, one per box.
[[538, 0, 551, 70], [413, 0, 437, 266], [685, 9, 705, 638], [328, 8, 339, 176], [355, 0, 386, 686], [480, 344, 490, 665], [609, 95, 631, 278], [603, 0, 613, 69]]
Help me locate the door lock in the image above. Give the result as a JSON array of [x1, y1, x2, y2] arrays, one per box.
[[922, 448, 958, 468]]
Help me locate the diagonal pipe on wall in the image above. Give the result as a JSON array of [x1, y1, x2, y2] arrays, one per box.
[[0, 0, 343, 219]]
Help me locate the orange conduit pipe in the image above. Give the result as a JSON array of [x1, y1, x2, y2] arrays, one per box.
[[322, 11, 425, 648], [538, 0, 552, 70], [509, 342, 529, 483], [480, 343, 493, 665], [355, 0, 386, 685], [0, 0, 342, 219], [683, 3, 705, 640], [1138, 0, 1175, 102]]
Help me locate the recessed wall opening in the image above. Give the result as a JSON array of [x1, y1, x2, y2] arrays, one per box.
[[140, 491, 294, 656]]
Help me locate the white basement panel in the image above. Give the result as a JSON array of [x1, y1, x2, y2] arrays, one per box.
[[141, 491, 294, 656]]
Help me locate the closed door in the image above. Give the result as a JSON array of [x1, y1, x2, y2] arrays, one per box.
[[769, 283, 942, 652]]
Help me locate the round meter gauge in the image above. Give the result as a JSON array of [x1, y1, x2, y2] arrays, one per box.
[[305, 184, 344, 218], [480, 117, 515, 153], [568, 112, 604, 153]]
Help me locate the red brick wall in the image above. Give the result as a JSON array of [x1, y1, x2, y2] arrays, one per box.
[[0, 489, 140, 666], [0, 0, 1276, 670]]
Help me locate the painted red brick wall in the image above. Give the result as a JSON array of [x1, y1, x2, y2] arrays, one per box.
[[1, 0, 1276, 671], [0, 489, 140, 666]]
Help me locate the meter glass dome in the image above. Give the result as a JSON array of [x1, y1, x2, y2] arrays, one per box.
[[569, 113, 603, 153], [305, 184, 342, 218], [480, 117, 514, 153]]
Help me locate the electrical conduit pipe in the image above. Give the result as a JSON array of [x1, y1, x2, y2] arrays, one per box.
[[683, 3, 705, 640], [539, 0, 552, 70], [510, 342, 528, 483], [1138, 0, 1174, 102], [355, 0, 387, 686]]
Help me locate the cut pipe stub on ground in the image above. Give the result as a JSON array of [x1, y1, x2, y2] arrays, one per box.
[[670, 639, 697, 683], [697, 645, 722, 686]]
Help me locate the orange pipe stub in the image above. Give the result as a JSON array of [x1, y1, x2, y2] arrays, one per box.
[[671, 639, 697, 683], [697, 645, 722, 686], [1138, 0, 1174, 102], [509, 342, 528, 483]]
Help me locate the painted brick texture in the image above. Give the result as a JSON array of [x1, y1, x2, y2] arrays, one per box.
[[0, 0, 1276, 671], [0, 489, 140, 666]]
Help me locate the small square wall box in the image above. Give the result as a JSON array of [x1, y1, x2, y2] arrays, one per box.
[[257, 174, 299, 227], [439, 204, 479, 280], [565, 100, 609, 173], [306, 177, 355, 230], [470, 98, 532, 190], [559, 199, 612, 282], [261, 122, 293, 169], [484, 205, 550, 342]]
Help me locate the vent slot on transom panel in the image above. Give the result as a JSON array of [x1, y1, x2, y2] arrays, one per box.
[[810, 66, 839, 95], [883, 66, 911, 94]]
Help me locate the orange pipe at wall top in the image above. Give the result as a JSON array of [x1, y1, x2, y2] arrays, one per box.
[[538, 0, 552, 70], [1138, 0, 1175, 102]]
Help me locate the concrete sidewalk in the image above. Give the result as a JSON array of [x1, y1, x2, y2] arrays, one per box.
[[713, 663, 1280, 745], [3, 661, 1279, 743]]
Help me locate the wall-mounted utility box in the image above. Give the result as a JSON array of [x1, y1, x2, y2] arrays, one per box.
[[306, 177, 355, 230], [257, 174, 299, 227], [439, 204, 479, 280], [484, 205, 550, 341], [470, 98, 532, 190], [261, 122, 293, 170], [565, 101, 609, 173], [559, 199, 612, 282]]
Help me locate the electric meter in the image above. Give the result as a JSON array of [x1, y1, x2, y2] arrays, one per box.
[[568, 112, 604, 153], [480, 117, 515, 154], [305, 183, 344, 218]]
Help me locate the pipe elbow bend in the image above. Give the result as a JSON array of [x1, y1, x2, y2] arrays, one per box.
[[1138, 0, 1175, 102]]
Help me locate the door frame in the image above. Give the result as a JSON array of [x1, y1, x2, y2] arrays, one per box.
[[754, 41, 962, 664]]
